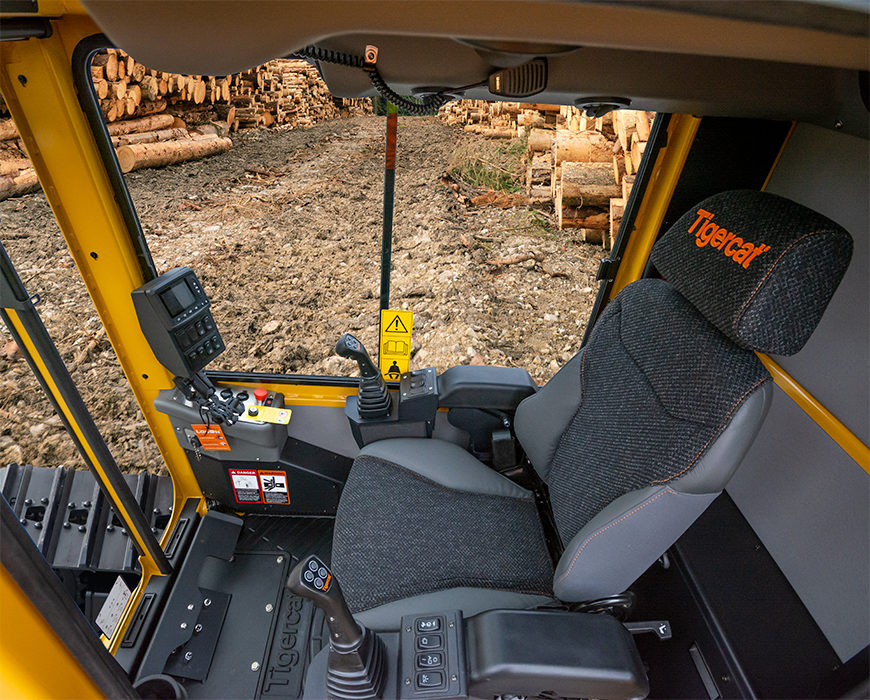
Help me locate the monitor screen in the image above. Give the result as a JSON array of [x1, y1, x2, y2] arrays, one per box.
[[159, 278, 196, 316]]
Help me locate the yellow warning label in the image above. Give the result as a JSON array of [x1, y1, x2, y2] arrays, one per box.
[[379, 309, 413, 382], [238, 406, 292, 425]]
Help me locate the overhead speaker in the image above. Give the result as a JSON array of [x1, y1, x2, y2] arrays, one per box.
[[489, 58, 548, 98]]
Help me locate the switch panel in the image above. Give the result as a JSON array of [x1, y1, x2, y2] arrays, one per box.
[[398, 367, 438, 429], [399, 610, 465, 698]]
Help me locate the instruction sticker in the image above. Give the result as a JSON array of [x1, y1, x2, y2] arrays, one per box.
[[379, 309, 413, 382], [238, 406, 292, 425], [258, 470, 290, 504], [228, 468, 261, 502], [191, 424, 231, 451]]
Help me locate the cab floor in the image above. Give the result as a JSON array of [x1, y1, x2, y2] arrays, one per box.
[[177, 515, 334, 699]]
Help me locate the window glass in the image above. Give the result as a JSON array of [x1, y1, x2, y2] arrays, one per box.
[[94, 49, 655, 383]]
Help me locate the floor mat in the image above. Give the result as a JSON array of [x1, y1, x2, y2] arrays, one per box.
[[237, 515, 333, 564], [175, 516, 334, 699]]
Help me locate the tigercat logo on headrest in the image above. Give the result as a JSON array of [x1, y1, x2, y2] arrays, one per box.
[[688, 209, 771, 269]]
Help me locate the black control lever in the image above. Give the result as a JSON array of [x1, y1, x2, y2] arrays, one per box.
[[287, 555, 362, 649], [334, 333, 380, 379], [334, 333, 391, 419], [287, 555, 386, 699]]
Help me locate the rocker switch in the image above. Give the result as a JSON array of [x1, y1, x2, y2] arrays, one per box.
[[417, 652, 443, 668], [416, 671, 444, 689], [416, 617, 441, 632], [416, 634, 442, 650]]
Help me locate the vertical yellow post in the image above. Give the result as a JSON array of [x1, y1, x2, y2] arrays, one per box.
[[609, 114, 701, 298], [0, 18, 204, 650], [0, 565, 102, 699]]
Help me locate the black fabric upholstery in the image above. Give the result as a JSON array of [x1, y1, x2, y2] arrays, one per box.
[[332, 455, 554, 612], [651, 190, 852, 355], [545, 279, 770, 544]]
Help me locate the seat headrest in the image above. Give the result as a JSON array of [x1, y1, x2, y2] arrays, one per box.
[[651, 190, 852, 356]]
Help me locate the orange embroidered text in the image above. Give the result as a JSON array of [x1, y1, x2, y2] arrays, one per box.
[[689, 209, 771, 269]]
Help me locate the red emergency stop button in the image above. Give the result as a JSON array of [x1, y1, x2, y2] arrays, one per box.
[[254, 388, 268, 404]]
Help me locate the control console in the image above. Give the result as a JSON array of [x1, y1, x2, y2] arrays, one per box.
[[336, 333, 440, 448], [132, 267, 224, 377]]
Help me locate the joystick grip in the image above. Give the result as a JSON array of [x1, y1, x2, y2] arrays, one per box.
[[287, 555, 362, 650], [334, 333, 380, 379]]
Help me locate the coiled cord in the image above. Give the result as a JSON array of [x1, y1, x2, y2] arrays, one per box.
[[292, 45, 366, 70], [292, 45, 452, 115]]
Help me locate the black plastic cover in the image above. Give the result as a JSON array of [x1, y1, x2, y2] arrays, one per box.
[[437, 366, 538, 410], [466, 609, 648, 699]]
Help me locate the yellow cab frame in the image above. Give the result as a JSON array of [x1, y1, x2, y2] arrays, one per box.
[[0, 2, 867, 697]]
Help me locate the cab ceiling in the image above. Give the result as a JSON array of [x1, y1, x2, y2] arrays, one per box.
[[81, 1, 870, 137]]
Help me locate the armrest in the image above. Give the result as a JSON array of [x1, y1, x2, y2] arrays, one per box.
[[437, 366, 538, 411], [467, 610, 648, 699]]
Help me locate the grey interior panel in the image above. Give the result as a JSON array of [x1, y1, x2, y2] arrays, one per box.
[[285, 405, 360, 458], [764, 124, 869, 443], [728, 391, 869, 662], [727, 122, 870, 662], [82, 1, 869, 137]]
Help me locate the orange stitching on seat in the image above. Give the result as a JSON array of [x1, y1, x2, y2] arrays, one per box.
[[650, 376, 769, 484], [733, 231, 823, 332], [556, 488, 674, 584]]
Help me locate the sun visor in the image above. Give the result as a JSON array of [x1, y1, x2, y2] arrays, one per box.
[[81, 1, 311, 75]]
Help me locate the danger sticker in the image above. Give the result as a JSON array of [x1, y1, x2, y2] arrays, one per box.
[[258, 470, 290, 504], [191, 424, 231, 451], [228, 468, 261, 502]]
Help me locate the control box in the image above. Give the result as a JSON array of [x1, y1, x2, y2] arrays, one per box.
[[399, 610, 466, 699], [399, 367, 438, 421], [132, 267, 225, 376]]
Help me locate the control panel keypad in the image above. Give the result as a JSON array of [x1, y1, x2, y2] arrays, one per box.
[[174, 311, 225, 371], [400, 610, 465, 698]]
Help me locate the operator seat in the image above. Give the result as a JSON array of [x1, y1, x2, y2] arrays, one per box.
[[332, 190, 853, 631]]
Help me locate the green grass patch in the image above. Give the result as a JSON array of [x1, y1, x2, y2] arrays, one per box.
[[448, 136, 527, 192]]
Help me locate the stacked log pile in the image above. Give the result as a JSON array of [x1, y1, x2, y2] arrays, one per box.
[[0, 50, 371, 200], [87, 50, 370, 128], [439, 100, 653, 249]]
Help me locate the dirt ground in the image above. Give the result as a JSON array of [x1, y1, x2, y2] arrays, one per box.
[[0, 116, 603, 473]]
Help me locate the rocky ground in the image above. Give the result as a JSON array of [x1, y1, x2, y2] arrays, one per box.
[[0, 116, 603, 473]]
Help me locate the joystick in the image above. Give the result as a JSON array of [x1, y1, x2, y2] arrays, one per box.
[[287, 555, 386, 699], [334, 333, 392, 419]]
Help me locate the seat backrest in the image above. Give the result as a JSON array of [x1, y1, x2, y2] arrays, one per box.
[[515, 190, 853, 601]]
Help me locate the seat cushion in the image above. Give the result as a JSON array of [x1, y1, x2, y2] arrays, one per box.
[[332, 440, 555, 615]]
